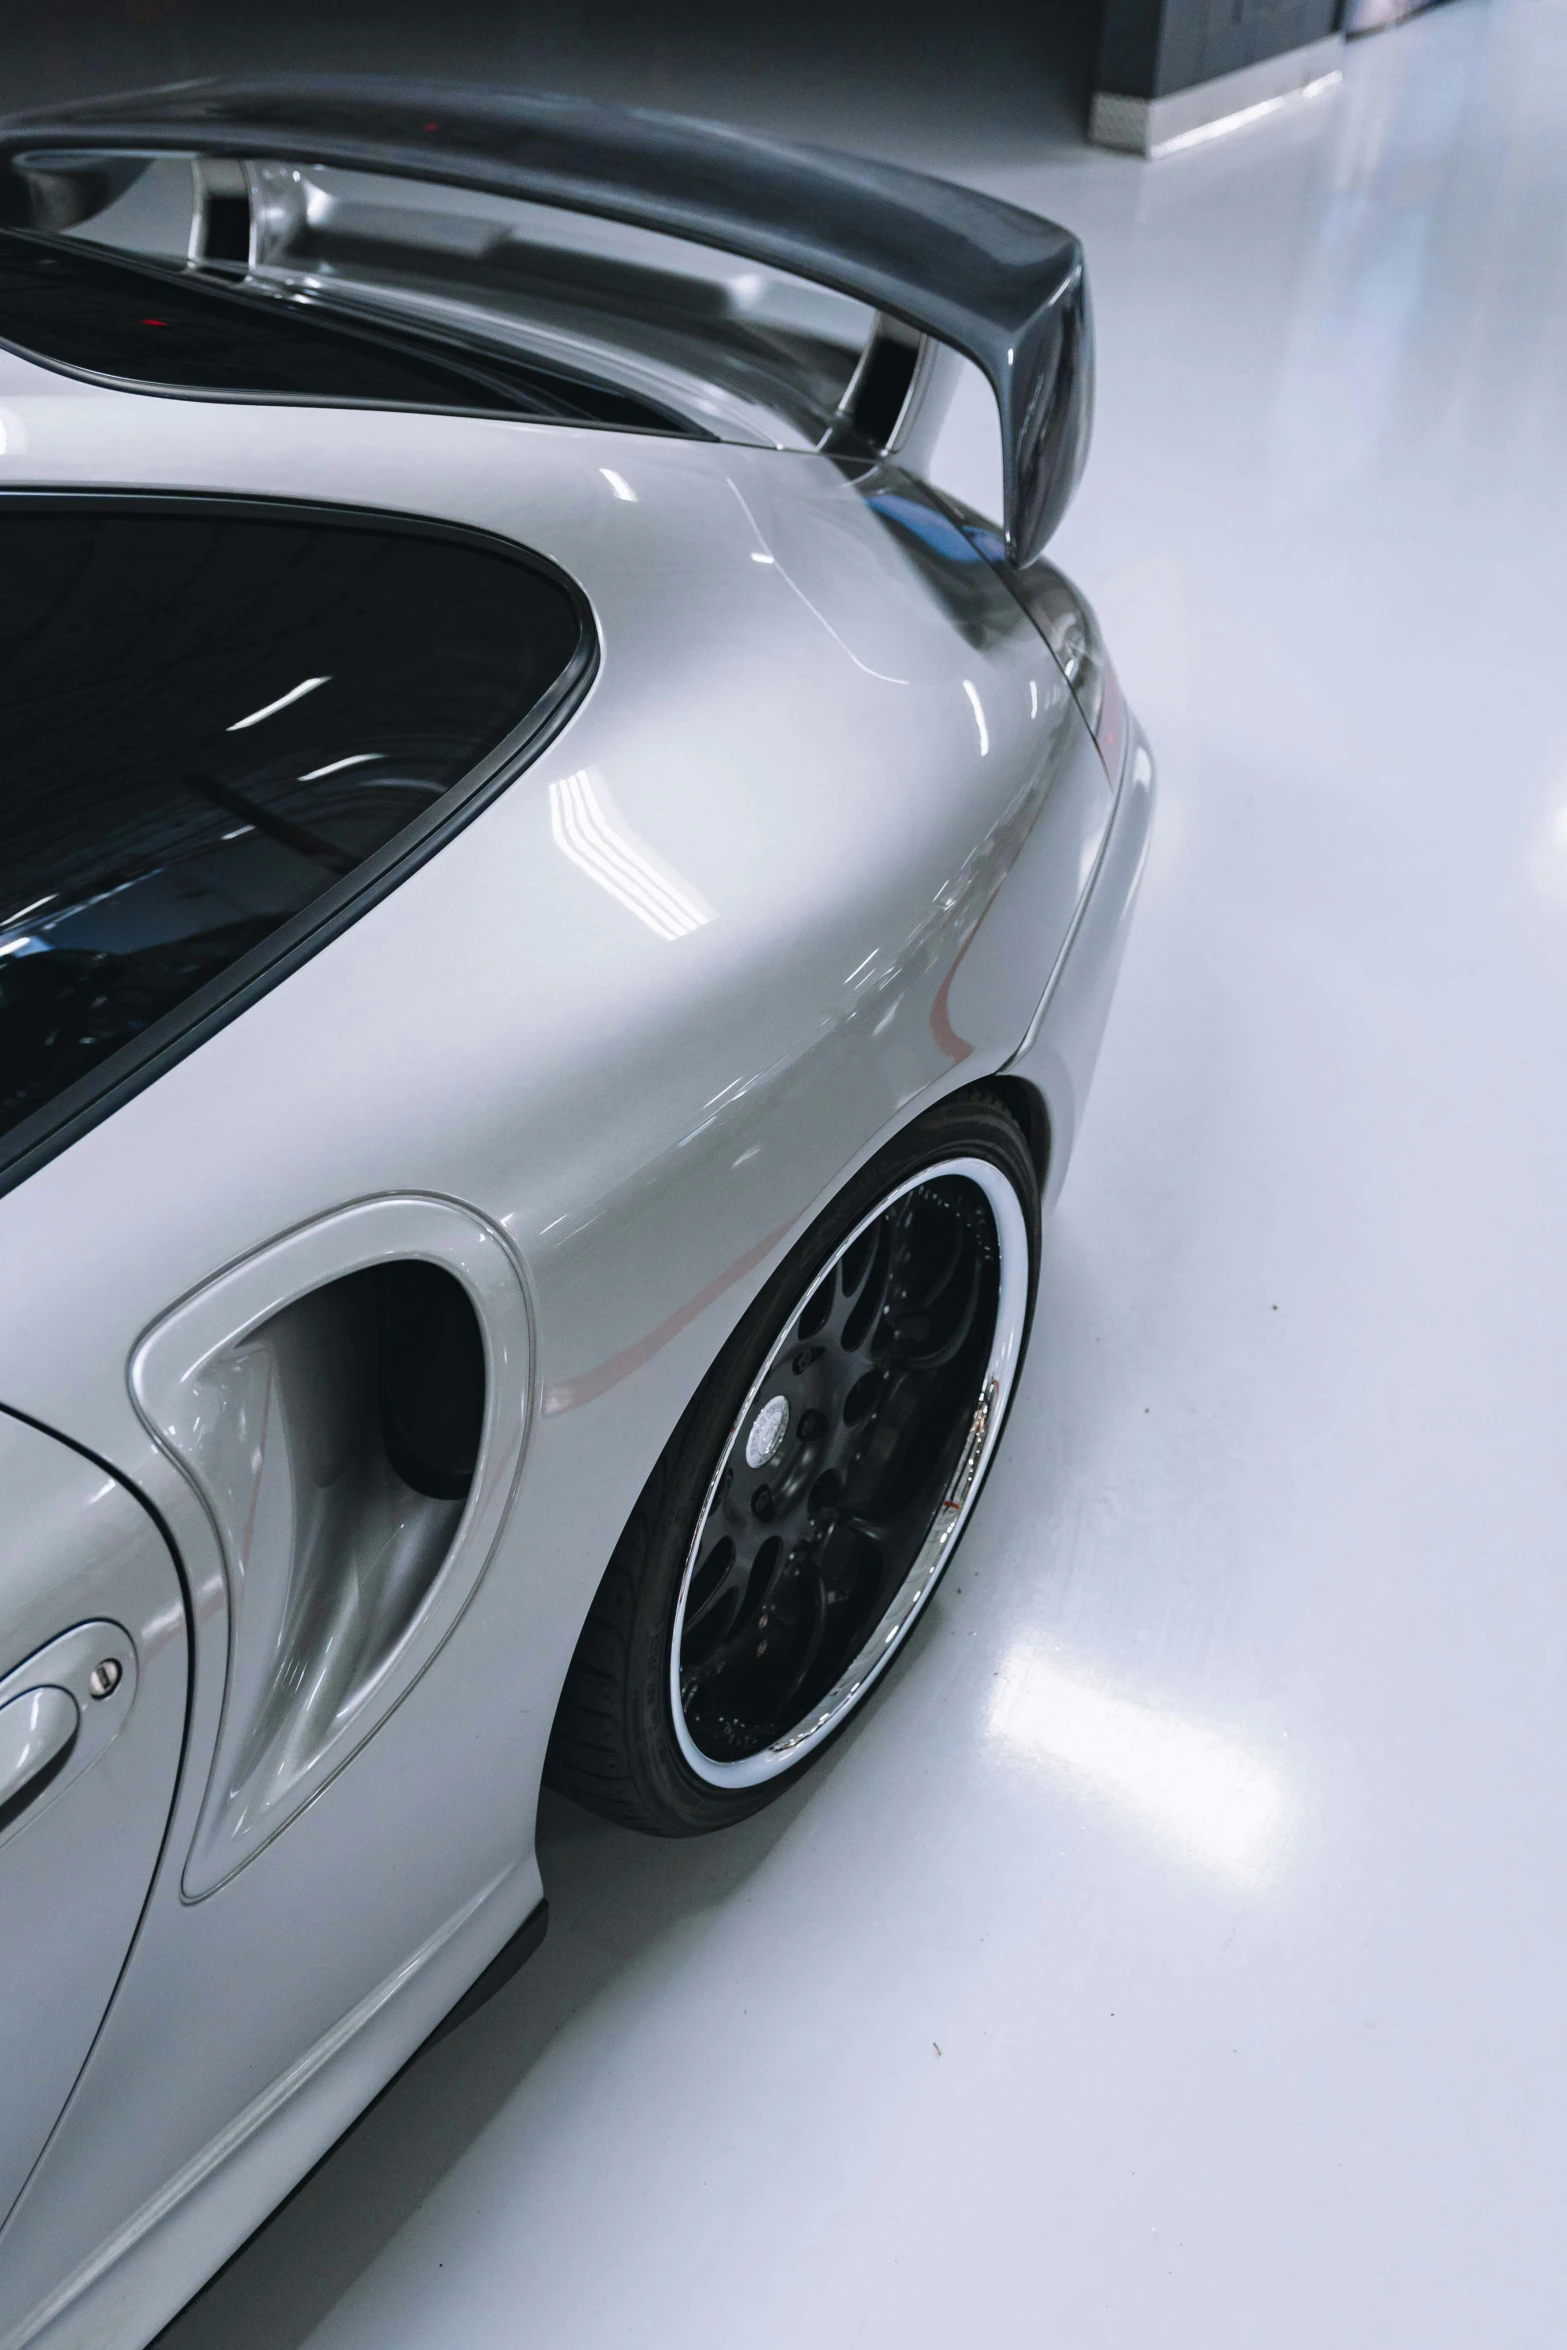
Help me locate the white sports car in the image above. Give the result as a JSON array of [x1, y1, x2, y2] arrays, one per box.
[[0, 80, 1153, 2350]]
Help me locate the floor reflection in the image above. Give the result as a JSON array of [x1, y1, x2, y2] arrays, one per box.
[[989, 1644, 1292, 1882]]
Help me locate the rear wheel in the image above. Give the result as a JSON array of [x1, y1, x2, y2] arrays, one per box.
[[545, 1089, 1039, 1834]]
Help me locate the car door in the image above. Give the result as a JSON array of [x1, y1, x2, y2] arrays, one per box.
[[0, 1407, 188, 2227]]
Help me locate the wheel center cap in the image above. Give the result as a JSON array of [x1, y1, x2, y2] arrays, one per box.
[[744, 1394, 791, 1469]]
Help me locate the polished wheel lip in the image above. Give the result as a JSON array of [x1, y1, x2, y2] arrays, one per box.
[[669, 1153, 1030, 1790]]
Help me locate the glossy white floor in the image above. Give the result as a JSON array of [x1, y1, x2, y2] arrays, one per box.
[[159, 8, 1567, 2344]]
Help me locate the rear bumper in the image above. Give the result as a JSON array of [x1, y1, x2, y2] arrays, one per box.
[[1004, 718, 1155, 1211]]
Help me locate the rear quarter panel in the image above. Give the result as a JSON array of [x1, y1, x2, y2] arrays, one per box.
[[0, 361, 1107, 2342]]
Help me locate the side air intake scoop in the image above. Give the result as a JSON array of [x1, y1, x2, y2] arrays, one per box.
[[0, 77, 1093, 564]]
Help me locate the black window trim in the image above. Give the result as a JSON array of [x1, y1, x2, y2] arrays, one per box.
[[0, 486, 598, 1202]]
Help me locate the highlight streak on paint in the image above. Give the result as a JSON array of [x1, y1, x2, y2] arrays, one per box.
[[549, 768, 712, 940]]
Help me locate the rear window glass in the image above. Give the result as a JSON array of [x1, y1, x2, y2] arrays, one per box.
[[0, 497, 586, 1176], [0, 230, 703, 436]]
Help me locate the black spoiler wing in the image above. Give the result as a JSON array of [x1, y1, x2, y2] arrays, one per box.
[[0, 78, 1092, 565]]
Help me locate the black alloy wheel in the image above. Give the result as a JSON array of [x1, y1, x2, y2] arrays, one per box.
[[545, 1088, 1040, 1835]]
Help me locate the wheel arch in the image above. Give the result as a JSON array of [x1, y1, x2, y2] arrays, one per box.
[[977, 1072, 1051, 1195]]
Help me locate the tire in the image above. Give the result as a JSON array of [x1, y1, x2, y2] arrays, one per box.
[[544, 1087, 1040, 1835]]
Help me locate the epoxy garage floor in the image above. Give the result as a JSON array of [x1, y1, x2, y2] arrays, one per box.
[[157, 7, 1567, 2345]]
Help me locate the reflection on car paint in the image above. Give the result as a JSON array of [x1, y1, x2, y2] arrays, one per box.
[[726, 476, 910, 686], [547, 767, 713, 941]]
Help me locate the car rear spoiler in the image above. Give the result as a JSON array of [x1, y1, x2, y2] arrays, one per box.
[[0, 78, 1091, 565]]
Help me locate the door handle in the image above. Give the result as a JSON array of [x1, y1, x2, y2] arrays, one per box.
[[0, 1623, 137, 1855], [0, 1686, 80, 1835]]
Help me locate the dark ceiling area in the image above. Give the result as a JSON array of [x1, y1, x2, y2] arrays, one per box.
[[0, 0, 1103, 168]]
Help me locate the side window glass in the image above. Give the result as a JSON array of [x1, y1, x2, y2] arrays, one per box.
[[0, 499, 586, 1176]]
